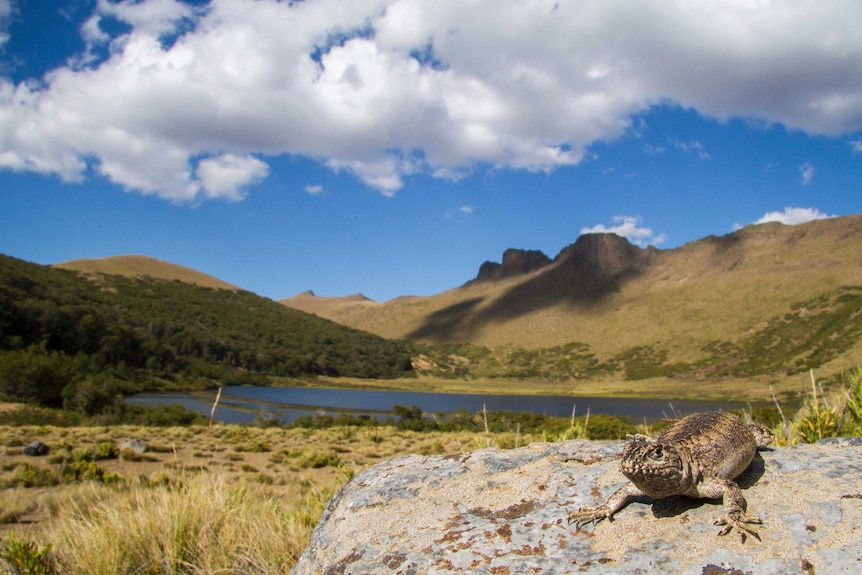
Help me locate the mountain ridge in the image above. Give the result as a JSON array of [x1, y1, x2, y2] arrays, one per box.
[[279, 214, 862, 382], [30, 215, 862, 388]]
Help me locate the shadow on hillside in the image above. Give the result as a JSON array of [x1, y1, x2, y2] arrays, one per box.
[[478, 265, 638, 322], [406, 297, 486, 342], [406, 265, 645, 342]]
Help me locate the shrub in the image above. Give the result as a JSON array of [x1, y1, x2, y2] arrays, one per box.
[[4, 463, 57, 489], [296, 449, 341, 469], [233, 439, 271, 453], [61, 460, 119, 485], [93, 442, 119, 461], [0, 533, 57, 575]]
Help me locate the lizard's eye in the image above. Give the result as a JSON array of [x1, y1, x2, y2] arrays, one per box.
[[649, 446, 664, 459]]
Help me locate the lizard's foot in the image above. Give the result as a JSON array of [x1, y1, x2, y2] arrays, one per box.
[[714, 512, 763, 543], [568, 505, 613, 529]]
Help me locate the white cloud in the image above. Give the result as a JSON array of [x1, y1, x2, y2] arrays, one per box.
[[669, 138, 710, 160], [851, 139, 862, 154], [304, 184, 323, 195], [581, 215, 667, 247], [95, 0, 194, 39], [799, 162, 815, 186], [0, 0, 13, 48], [754, 207, 834, 226], [444, 205, 474, 218], [195, 154, 269, 201], [1, 0, 862, 201]]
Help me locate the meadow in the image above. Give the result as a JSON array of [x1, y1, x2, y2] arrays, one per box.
[[0, 366, 860, 574]]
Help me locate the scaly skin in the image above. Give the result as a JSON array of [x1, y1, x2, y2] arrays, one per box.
[[568, 411, 774, 542]]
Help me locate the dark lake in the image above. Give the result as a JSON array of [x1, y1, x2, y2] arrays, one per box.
[[125, 386, 759, 425]]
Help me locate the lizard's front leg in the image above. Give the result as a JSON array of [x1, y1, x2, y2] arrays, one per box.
[[568, 483, 645, 528], [695, 477, 763, 542]]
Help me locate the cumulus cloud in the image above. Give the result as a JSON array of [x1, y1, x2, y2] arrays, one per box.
[[1, 0, 862, 201], [304, 184, 323, 195], [799, 162, 815, 186], [94, 0, 195, 38], [851, 139, 862, 154], [753, 207, 834, 226], [195, 154, 269, 201], [581, 215, 667, 247]]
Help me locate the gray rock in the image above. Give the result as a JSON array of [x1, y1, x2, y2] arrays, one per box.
[[290, 439, 862, 575], [120, 439, 148, 454]]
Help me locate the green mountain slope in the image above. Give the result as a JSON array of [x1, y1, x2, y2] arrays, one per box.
[[0, 254, 413, 409]]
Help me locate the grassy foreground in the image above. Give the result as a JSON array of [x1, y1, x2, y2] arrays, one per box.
[[1, 366, 860, 574], [0, 423, 518, 574]]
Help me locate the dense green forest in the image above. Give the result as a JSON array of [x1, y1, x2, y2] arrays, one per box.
[[0, 254, 413, 414]]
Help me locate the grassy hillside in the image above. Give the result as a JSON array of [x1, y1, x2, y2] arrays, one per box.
[[0, 255, 414, 413], [282, 215, 862, 392], [281, 291, 378, 318], [55, 255, 239, 291]]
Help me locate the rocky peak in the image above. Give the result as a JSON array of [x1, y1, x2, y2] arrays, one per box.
[[474, 248, 552, 282], [555, 233, 649, 272]]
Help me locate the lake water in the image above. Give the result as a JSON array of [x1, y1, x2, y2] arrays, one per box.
[[125, 386, 759, 425]]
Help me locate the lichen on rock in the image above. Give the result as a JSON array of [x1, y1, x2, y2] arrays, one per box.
[[290, 439, 862, 575]]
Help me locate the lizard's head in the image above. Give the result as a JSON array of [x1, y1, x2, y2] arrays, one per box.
[[620, 439, 686, 498]]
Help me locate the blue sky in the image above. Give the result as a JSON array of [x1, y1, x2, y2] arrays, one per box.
[[1, 0, 861, 302]]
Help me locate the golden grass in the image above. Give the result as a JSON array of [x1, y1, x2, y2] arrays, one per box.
[[302, 371, 806, 403], [50, 474, 317, 574], [283, 216, 862, 377], [0, 424, 500, 574], [54, 255, 238, 291]]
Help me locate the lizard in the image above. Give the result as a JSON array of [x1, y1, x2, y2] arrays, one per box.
[[567, 411, 775, 542]]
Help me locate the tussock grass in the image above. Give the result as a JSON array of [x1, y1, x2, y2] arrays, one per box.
[[50, 474, 324, 575], [770, 366, 862, 445], [0, 423, 485, 573]]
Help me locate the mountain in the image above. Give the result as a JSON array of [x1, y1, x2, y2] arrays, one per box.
[[55, 255, 239, 291], [0, 254, 414, 408], [279, 214, 862, 383]]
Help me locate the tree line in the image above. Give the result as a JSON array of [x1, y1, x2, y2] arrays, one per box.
[[0, 254, 414, 415]]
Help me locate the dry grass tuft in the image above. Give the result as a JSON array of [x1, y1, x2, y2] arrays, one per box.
[[49, 474, 324, 575]]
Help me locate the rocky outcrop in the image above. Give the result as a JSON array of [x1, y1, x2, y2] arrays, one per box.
[[291, 438, 862, 575], [471, 233, 654, 285], [555, 233, 652, 273], [474, 249, 553, 282]]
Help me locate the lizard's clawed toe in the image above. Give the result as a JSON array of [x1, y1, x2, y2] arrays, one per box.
[[715, 514, 763, 543], [567, 506, 611, 529]]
